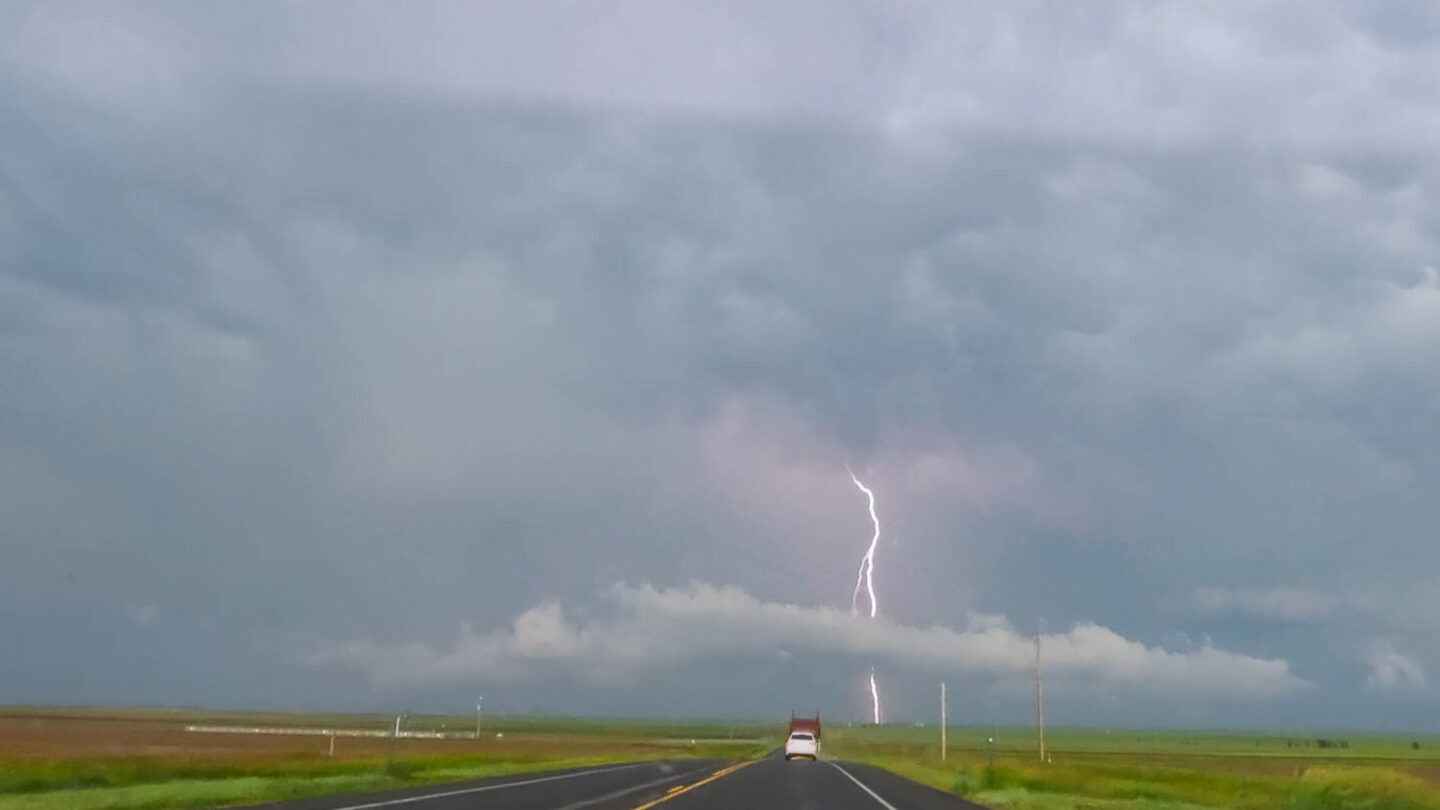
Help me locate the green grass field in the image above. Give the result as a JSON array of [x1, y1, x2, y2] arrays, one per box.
[[10, 707, 1440, 809], [0, 707, 774, 810], [0, 754, 771, 810], [832, 723, 1440, 759], [824, 724, 1440, 809]]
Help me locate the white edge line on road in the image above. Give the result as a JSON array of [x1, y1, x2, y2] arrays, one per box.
[[829, 762, 901, 810], [319, 761, 652, 810]]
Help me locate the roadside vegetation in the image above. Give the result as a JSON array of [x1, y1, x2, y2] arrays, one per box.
[[0, 708, 773, 810], [826, 725, 1440, 809], [15, 707, 1440, 810], [0, 753, 771, 810]]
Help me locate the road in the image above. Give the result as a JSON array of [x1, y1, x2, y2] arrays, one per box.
[[239, 751, 986, 809]]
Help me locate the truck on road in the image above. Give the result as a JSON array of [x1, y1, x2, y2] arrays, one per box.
[[785, 712, 821, 760]]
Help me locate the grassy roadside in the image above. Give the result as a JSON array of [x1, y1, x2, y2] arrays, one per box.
[[0, 742, 770, 810], [827, 742, 1440, 809], [0, 707, 778, 809]]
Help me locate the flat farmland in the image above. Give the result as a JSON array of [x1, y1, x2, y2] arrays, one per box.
[[824, 724, 1440, 809], [0, 707, 773, 810], [0, 707, 772, 758], [13, 708, 1440, 809], [3, 713, 644, 760]]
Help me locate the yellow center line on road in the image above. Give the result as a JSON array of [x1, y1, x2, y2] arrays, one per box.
[[632, 759, 759, 810]]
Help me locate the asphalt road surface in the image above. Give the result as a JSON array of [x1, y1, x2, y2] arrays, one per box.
[[238, 751, 987, 810]]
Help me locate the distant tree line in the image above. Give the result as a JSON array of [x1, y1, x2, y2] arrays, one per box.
[[1285, 739, 1350, 749]]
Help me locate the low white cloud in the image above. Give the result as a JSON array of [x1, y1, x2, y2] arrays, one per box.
[[1366, 643, 1426, 691], [308, 582, 1309, 700], [1195, 586, 1339, 623]]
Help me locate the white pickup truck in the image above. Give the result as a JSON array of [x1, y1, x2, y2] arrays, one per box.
[[784, 731, 819, 760]]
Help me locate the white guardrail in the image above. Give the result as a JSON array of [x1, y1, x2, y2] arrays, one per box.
[[184, 725, 470, 740]]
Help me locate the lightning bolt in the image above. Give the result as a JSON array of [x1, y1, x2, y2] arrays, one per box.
[[868, 667, 882, 725], [847, 467, 880, 618], [847, 466, 883, 724]]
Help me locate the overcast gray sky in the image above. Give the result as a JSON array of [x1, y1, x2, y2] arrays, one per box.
[[3, 0, 1440, 729]]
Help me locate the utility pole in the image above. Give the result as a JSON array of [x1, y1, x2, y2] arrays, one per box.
[[1034, 629, 1046, 763], [476, 696, 483, 739], [940, 682, 948, 761]]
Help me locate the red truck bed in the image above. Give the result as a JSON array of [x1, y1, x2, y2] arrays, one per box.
[[788, 712, 821, 741]]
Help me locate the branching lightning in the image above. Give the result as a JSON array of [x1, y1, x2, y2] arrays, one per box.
[[847, 466, 883, 724]]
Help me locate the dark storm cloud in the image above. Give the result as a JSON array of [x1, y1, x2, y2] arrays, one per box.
[[2, 1, 1439, 726]]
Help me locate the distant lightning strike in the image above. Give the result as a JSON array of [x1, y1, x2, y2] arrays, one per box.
[[867, 667, 881, 725], [847, 467, 883, 724]]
